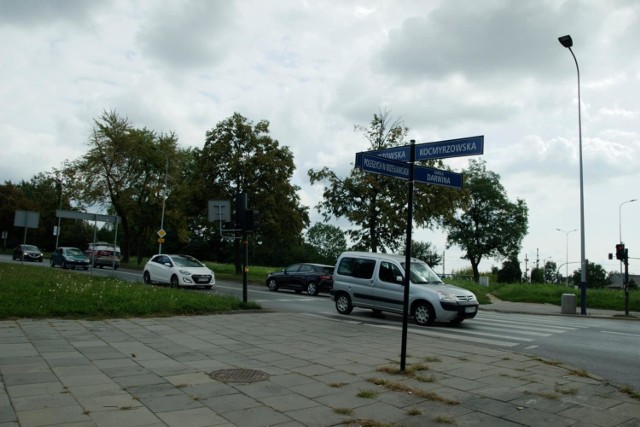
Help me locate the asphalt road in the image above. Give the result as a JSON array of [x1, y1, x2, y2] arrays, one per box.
[[3, 255, 639, 390]]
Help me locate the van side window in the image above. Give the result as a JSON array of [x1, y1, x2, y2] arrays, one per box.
[[337, 257, 375, 279], [379, 261, 403, 284]]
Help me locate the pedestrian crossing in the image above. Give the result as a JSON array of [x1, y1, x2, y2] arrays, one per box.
[[411, 312, 599, 348], [312, 310, 600, 349]]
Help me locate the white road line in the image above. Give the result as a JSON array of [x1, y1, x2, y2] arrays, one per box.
[[601, 330, 640, 337]]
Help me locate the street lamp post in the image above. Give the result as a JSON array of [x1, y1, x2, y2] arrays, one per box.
[[556, 228, 576, 285], [619, 199, 637, 244], [152, 147, 168, 254], [558, 34, 587, 315]]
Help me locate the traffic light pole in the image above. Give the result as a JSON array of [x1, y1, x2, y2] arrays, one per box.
[[624, 248, 629, 316]]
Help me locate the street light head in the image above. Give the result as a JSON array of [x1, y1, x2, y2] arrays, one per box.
[[558, 35, 573, 48]]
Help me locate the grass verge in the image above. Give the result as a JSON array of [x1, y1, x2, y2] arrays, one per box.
[[0, 263, 260, 319]]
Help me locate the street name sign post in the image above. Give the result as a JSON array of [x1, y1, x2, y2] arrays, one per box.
[[14, 210, 40, 253], [355, 135, 484, 371], [365, 135, 484, 162]]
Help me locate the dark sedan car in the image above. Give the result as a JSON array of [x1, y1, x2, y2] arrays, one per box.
[[266, 263, 334, 296], [12, 244, 44, 262], [50, 247, 90, 270]]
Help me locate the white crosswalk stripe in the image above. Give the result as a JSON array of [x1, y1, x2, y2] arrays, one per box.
[[315, 310, 597, 348]]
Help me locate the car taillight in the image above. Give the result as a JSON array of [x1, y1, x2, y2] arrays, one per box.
[[320, 275, 332, 281]]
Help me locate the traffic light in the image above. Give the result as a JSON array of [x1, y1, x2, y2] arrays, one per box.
[[245, 210, 261, 231], [235, 193, 247, 229], [615, 243, 626, 261]]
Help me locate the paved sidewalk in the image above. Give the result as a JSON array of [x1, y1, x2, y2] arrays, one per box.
[[1, 309, 639, 427]]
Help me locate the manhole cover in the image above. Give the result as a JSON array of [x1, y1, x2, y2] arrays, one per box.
[[211, 368, 269, 383]]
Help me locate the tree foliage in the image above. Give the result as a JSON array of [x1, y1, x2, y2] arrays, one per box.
[[190, 112, 309, 269], [64, 110, 179, 263], [572, 262, 610, 288], [496, 256, 522, 283], [309, 110, 461, 253], [305, 222, 347, 265], [406, 241, 442, 267], [444, 159, 528, 283]]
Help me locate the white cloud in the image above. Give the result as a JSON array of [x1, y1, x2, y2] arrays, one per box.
[[1, 0, 639, 275]]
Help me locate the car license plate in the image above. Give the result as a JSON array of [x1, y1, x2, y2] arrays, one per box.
[[465, 306, 477, 313]]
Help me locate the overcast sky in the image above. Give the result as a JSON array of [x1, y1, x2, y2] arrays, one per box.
[[1, 0, 639, 277]]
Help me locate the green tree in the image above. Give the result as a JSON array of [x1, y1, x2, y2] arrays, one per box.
[[497, 256, 522, 283], [406, 241, 442, 267], [572, 262, 610, 288], [64, 110, 179, 263], [443, 159, 528, 283], [190, 113, 309, 270], [309, 110, 460, 253], [544, 261, 558, 283], [305, 223, 347, 265], [530, 267, 544, 283]]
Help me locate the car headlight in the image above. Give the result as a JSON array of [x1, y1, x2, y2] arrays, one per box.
[[437, 291, 457, 303], [179, 270, 192, 276]]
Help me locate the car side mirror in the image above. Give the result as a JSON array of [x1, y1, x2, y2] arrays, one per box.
[[164, 262, 172, 267]]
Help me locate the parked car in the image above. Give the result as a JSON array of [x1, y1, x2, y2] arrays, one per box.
[[266, 263, 334, 296], [12, 244, 44, 262], [86, 241, 121, 269], [50, 247, 90, 270], [143, 254, 215, 289], [331, 251, 478, 326]]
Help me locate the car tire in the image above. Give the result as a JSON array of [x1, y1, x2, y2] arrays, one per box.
[[50, 259, 55, 267], [306, 282, 319, 296], [267, 279, 279, 292], [143, 271, 152, 284], [335, 293, 353, 315], [62, 261, 68, 269], [170, 275, 180, 288], [205, 285, 213, 290], [413, 301, 435, 326]]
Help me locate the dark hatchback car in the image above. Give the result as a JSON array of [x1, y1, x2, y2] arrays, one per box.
[[12, 244, 44, 262], [266, 263, 334, 296], [50, 247, 90, 270]]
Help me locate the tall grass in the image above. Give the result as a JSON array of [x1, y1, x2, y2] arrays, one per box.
[[488, 283, 639, 311], [0, 263, 259, 320]]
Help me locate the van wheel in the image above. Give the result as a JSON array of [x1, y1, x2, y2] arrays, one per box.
[[335, 294, 353, 315], [267, 279, 279, 291], [413, 302, 435, 326], [306, 282, 319, 296]]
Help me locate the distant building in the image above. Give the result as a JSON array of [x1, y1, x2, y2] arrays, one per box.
[[608, 273, 639, 289]]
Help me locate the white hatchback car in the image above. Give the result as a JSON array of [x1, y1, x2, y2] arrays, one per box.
[[143, 254, 215, 289]]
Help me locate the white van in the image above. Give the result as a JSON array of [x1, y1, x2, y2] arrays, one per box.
[[331, 251, 478, 326]]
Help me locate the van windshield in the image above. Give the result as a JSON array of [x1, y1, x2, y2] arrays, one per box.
[[401, 261, 443, 285]]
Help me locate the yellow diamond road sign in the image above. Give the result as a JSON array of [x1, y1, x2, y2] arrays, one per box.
[[157, 229, 166, 238]]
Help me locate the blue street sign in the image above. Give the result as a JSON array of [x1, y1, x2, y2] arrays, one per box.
[[414, 135, 484, 161], [356, 153, 410, 180], [365, 135, 483, 162], [366, 145, 411, 162], [414, 166, 463, 189]]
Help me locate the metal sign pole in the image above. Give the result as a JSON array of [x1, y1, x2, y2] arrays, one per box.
[[400, 140, 415, 372]]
